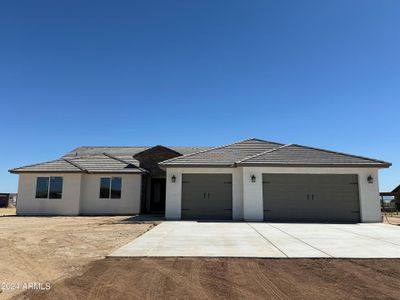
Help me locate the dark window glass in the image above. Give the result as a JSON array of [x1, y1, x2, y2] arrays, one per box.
[[49, 177, 63, 199], [36, 177, 49, 198], [100, 178, 110, 198], [111, 177, 122, 199]]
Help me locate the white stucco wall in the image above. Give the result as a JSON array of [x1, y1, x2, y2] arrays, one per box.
[[165, 166, 383, 222], [79, 173, 141, 215], [232, 168, 244, 220], [357, 169, 381, 222], [16, 173, 82, 215], [242, 167, 263, 221], [165, 169, 182, 220]]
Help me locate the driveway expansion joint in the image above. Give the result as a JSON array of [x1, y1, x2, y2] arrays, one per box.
[[247, 223, 289, 258], [267, 224, 334, 258]]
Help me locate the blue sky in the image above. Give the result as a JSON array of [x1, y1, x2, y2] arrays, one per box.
[[1, 0, 399, 192]]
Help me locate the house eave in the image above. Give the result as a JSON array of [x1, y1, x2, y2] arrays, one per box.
[[159, 162, 391, 169], [9, 170, 85, 174], [234, 162, 392, 168], [9, 170, 146, 174], [159, 163, 234, 169]]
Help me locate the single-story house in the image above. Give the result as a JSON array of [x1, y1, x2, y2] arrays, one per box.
[[10, 138, 391, 222]]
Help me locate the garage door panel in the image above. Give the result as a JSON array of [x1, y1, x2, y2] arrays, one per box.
[[182, 174, 232, 220], [263, 174, 360, 222]]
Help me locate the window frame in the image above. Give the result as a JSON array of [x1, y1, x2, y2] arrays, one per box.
[[99, 176, 122, 199], [99, 177, 111, 199], [35, 176, 63, 199], [35, 177, 49, 199], [49, 176, 63, 199]]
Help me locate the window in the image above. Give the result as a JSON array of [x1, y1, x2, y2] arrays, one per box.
[[100, 178, 111, 198], [36, 177, 49, 198], [111, 177, 122, 199], [35, 177, 63, 199], [99, 177, 122, 199], [49, 177, 63, 199]]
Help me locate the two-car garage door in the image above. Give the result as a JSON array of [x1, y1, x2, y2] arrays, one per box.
[[263, 174, 360, 222]]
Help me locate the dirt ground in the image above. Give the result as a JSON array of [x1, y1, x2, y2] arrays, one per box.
[[2, 207, 400, 299], [0, 207, 17, 216], [0, 211, 153, 299], [19, 257, 400, 300], [384, 213, 400, 225]]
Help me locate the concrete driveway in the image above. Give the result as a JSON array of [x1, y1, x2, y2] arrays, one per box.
[[110, 222, 400, 258]]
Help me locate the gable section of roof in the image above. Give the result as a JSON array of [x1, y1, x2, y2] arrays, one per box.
[[237, 144, 391, 167], [67, 154, 146, 173], [392, 185, 400, 193], [9, 159, 83, 173], [159, 138, 284, 166], [63, 146, 149, 158], [133, 145, 182, 158], [10, 154, 147, 174], [63, 146, 210, 158]]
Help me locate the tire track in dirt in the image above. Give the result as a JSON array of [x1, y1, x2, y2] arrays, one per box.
[[17, 257, 400, 300], [225, 259, 265, 299], [143, 258, 210, 299], [245, 260, 290, 300], [1, 239, 49, 281]]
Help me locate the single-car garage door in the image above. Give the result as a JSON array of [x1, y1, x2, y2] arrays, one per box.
[[263, 174, 360, 222], [182, 174, 232, 220]]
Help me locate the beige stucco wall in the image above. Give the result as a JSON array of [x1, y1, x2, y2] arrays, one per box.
[[79, 173, 141, 215], [16, 173, 82, 215], [16, 172, 142, 215]]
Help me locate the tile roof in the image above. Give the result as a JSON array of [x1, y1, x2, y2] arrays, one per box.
[[10, 146, 210, 173], [9, 159, 83, 173], [159, 138, 283, 166], [10, 145, 210, 174], [236, 144, 391, 167], [10, 139, 391, 173], [159, 139, 391, 168], [9, 154, 146, 174], [63, 146, 210, 158]]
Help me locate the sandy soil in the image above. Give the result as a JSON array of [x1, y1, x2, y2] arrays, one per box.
[[383, 213, 400, 225], [2, 208, 399, 299], [0, 207, 16, 216], [0, 215, 153, 299], [19, 257, 400, 300]]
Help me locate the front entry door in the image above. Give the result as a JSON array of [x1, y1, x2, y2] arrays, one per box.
[[150, 178, 166, 213]]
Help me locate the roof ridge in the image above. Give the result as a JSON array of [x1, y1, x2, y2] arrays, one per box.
[[102, 152, 148, 173], [290, 143, 391, 165], [159, 138, 258, 165], [75, 146, 150, 148], [236, 144, 292, 164], [62, 158, 87, 172], [246, 138, 284, 145], [64, 145, 211, 158]]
